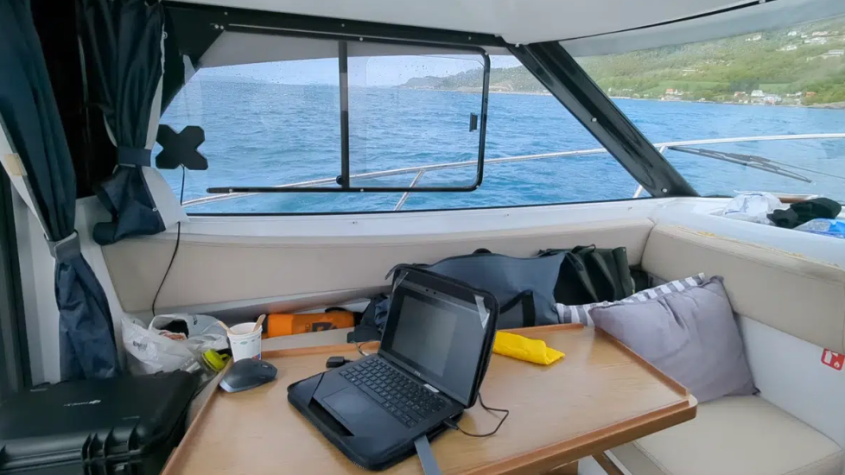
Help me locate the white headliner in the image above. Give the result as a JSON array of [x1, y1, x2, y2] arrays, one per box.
[[176, 0, 845, 49], [561, 0, 845, 56], [177, 0, 752, 44]]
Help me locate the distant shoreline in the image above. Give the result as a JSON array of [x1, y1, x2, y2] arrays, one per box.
[[400, 87, 550, 96], [402, 87, 845, 107], [607, 95, 845, 110], [195, 79, 845, 108]]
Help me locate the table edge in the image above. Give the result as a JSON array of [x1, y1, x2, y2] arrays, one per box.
[[465, 396, 698, 475], [162, 323, 696, 475]]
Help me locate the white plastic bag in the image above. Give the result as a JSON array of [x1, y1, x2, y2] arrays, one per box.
[[721, 192, 783, 224], [122, 314, 228, 375]]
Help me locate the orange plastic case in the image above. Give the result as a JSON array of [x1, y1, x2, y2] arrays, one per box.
[[265, 311, 355, 338]]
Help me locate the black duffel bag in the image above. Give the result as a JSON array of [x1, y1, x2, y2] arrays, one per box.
[[543, 246, 635, 305]]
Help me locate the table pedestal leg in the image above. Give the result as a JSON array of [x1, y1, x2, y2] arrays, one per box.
[[546, 461, 578, 474], [594, 452, 625, 475]]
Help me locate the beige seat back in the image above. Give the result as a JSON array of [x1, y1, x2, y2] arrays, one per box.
[[104, 218, 655, 313], [642, 224, 845, 354]]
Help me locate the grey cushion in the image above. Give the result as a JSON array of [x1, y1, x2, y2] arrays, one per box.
[[590, 276, 755, 403]]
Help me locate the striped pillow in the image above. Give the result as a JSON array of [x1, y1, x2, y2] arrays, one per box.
[[556, 273, 707, 327]]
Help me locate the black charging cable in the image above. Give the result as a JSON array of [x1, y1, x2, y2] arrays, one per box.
[[151, 165, 185, 316], [326, 340, 370, 368], [353, 340, 369, 357], [444, 393, 509, 437]]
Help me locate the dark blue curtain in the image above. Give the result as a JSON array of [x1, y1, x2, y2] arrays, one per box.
[[81, 0, 167, 245], [0, 0, 120, 380]]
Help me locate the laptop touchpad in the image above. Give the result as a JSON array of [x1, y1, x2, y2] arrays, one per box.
[[323, 388, 383, 433]]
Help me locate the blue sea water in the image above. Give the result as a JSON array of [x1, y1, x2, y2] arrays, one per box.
[[158, 81, 845, 213]]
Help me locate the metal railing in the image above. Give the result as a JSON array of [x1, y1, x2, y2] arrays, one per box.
[[182, 133, 845, 210]]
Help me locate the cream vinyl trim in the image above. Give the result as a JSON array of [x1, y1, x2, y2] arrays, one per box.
[[611, 396, 844, 475], [102, 218, 654, 313], [642, 224, 845, 354]]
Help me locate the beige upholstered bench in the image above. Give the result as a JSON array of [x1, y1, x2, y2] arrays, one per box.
[[610, 225, 845, 475]]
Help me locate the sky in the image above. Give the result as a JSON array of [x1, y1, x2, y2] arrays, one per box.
[[197, 54, 522, 86]]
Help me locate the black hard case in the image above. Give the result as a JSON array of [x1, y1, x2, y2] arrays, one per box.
[[0, 371, 198, 475]]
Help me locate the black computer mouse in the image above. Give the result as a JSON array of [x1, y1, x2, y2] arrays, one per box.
[[219, 359, 278, 393]]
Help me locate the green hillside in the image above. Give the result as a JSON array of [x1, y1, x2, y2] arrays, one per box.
[[402, 17, 845, 105]]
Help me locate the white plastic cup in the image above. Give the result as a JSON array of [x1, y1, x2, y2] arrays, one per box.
[[228, 323, 262, 361]]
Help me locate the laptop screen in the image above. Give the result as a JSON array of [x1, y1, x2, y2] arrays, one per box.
[[379, 276, 491, 407]]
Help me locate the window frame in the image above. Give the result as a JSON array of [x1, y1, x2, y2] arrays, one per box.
[[165, 8, 493, 194], [160, 3, 699, 215], [202, 40, 492, 194]]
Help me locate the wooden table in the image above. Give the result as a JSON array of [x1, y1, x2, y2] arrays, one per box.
[[163, 324, 697, 475]]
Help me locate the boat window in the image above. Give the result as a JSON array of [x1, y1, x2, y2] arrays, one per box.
[[157, 49, 641, 214], [155, 36, 490, 208], [345, 51, 486, 190], [575, 14, 845, 203]]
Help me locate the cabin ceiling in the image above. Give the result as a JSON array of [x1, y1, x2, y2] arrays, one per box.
[[169, 0, 845, 47], [560, 0, 845, 56]]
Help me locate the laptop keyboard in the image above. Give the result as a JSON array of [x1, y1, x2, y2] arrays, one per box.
[[340, 358, 446, 428]]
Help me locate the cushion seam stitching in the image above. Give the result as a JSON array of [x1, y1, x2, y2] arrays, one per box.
[[780, 450, 843, 475]]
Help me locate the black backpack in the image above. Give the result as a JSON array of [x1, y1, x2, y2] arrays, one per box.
[[543, 246, 635, 305]]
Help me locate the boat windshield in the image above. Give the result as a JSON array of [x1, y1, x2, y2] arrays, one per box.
[[577, 14, 845, 203], [157, 14, 845, 213]]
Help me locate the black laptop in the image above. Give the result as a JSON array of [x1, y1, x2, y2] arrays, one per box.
[[288, 267, 499, 470]]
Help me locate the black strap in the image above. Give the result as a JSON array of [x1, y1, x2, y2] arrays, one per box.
[[563, 253, 600, 303], [500, 290, 535, 327], [414, 435, 442, 475], [587, 252, 618, 299], [521, 292, 536, 328], [117, 146, 152, 167], [612, 247, 635, 298], [571, 244, 597, 255]]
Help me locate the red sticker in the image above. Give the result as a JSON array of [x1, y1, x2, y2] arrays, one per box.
[[821, 349, 844, 371]]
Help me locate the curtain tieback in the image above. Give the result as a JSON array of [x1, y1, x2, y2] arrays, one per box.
[[117, 146, 151, 167], [48, 231, 81, 262]]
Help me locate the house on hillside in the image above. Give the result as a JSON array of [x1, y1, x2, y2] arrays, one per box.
[[805, 37, 829, 45], [763, 95, 782, 105], [788, 31, 799, 37], [734, 91, 747, 98], [812, 31, 830, 37], [751, 90, 765, 97], [746, 34, 762, 42], [778, 45, 798, 52], [820, 49, 845, 59], [661, 89, 684, 101]]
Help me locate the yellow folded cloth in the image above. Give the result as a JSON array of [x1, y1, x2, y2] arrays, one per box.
[[492, 331, 565, 365]]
